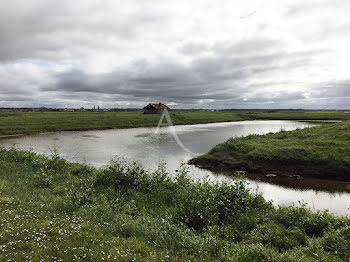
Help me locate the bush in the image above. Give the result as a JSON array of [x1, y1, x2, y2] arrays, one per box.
[[321, 225, 350, 259], [244, 222, 308, 250], [66, 177, 95, 210], [33, 167, 53, 188], [271, 206, 334, 237], [95, 161, 156, 192]]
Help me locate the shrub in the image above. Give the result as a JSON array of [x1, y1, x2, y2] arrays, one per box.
[[227, 243, 280, 262], [33, 167, 52, 188], [71, 164, 94, 177], [95, 161, 153, 192], [244, 222, 308, 250], [271, 206, 334, 237], [66, 177, 95, 210], [321, 225, 350, 259]]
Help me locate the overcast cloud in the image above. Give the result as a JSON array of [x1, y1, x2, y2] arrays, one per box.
[[0, 0, 349, 109]]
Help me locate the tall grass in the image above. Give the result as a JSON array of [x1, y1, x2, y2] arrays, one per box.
[[0, 148, 349, 260]]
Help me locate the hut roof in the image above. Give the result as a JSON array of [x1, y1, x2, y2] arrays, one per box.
[[143, 103, 170, 110]]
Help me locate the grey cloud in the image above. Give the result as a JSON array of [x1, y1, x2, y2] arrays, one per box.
[[0, 1, 349, 109], [213, 38, 283, 56], [319, 24, 350, 41], [311, 79, 350, 98], [178, 42, 209, 56], [39, 40, 328, 107], [244, 92, 306, 103], [285, 1, 332, 17], [0, 0, 166, 61]]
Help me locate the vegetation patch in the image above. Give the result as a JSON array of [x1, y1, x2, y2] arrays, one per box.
[[1, 110, 350, 136], [190, 121, 350, 181], [0, 148, 350, 261]]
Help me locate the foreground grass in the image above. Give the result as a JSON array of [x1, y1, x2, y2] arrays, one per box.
[[1, 148, 350, 261], [1, 110, 350, 136], [190, 120, 350, 181]]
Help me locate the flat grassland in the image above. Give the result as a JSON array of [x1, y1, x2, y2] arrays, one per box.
[[1, 110, 350, 136], [190, 120, 350, 180], [1, 148, 349, 261]]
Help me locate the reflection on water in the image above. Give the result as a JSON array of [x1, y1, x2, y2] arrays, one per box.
[[1, 120, 349, 216]]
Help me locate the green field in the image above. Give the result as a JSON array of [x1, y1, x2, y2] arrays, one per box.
[[242, 111, 350, 121], [1, 110, 350, 136], [1, 148, 350, 261], [190, 120, 350, 181]]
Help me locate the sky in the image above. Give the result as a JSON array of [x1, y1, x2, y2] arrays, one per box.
[[0, 0, 349, 109]]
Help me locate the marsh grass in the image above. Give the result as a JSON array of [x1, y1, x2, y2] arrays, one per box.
[[1, 110, 350, 136], [0, 148, 349, 261], [191, 120, 350, 180], [0, 111, 247, 136]]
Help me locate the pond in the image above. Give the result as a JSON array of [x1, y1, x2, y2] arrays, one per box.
[[1, 120, 349, 216]]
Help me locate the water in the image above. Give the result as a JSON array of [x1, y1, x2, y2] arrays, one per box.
[[1, 120, 349, 216]]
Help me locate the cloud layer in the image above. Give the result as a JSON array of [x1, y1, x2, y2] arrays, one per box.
[[1, 0, 349, 108]]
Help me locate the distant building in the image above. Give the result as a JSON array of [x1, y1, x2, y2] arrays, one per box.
[[61, 108, 74, 112], [75, 107, 86, 112], [39, 107, 50, 112], [143, 103, 170, 114]]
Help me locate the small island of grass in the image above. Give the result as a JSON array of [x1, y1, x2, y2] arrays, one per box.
[[189, 120, 350, 181]]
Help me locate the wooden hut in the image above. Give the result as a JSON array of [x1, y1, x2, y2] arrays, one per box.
[[143, 103, 170, 114]]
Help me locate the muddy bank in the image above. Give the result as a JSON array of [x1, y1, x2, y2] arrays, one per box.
[[188, 156, 350, 182]]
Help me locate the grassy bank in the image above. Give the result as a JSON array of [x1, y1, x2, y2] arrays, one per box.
[[0, 111, 247, 136], [190, 120, 350, 181], [1, 148, 350, 261], [1, 110, 350, 136], [244, 111, 350, 121]]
